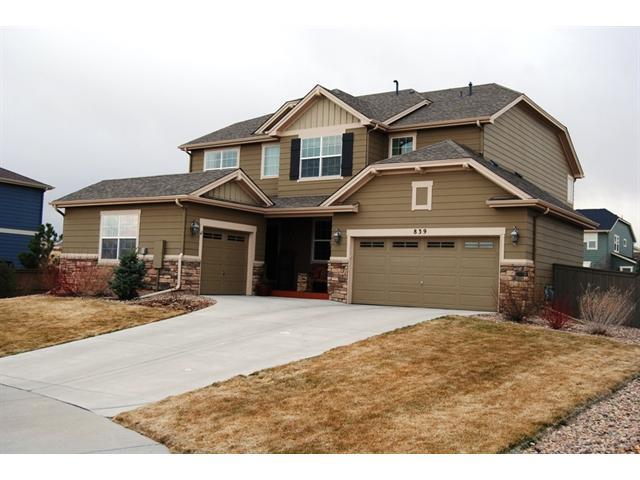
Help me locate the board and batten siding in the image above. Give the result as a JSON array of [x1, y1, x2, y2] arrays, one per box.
[[285, 96, 359, 131], [483, 103, 571, 203], [331, 169, 533, 261], [416, 125, 482, 153], [534, 213, 583, 287], [182, 203, 266, 261], [206, 181, 260, 206], [62, 203, 186, 256]]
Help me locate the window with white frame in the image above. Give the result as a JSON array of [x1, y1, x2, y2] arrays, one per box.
[[623, 238, 628, 248], [311, 219, 331, 262], [583, 261, 592, 268], [614, 234, 620, 253], [620, 266, 634, 273], [204, 148, 239, 170], [567, 175, 574, 204], [261, 144, 280, 178], [100, 211, 139, 260], [390, 134, 415, 156], [584, 232, 598, 250], [411, 180, 433, 211], [300, 135, 342, 179]]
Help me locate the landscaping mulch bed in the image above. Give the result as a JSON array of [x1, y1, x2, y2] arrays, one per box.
[[130, 292, 216, 312], [522, 377, 640, 454]]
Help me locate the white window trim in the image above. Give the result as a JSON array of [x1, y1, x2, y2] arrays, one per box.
[[583, 261, 592, 268], [584, 232, 598, 250], [619, 266, 634, 273], [389, 132, 417, 157], [310, 218, 331, 263], [614, 234, 620, 253], [623, 238, 628, 248], [298, 135, 343, 182], [98, 210, 141, 263], [204, 147, 240, 171], [411, 180, 433, 211], [260, 143, 280, 179], [567, 174, 574, 204]]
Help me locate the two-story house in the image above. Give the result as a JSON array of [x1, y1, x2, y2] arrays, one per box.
[[576, 208, 637, 272], [0, 167, 53, 268], [52, 83, 596, 311]]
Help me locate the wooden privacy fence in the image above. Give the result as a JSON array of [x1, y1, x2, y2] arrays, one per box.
[[553, 264, 640, 328]]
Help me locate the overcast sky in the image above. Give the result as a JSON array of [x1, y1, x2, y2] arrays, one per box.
[[1, 26, 638, 241]]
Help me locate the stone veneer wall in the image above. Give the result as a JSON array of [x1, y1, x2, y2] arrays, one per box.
[[60, 254, 201, 295], [498, 263, 536, 312], [327, 259, 348, 303], [252, 262, 264, 294]]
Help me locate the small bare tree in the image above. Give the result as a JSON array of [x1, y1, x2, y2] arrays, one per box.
[[578, 285, 637, 335]]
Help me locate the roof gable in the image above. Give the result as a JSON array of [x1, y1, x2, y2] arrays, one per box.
[[0, 167, 52, 190]]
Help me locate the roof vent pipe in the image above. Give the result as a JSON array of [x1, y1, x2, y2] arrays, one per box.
[[468, 82, 473, 96], [393, 80, 399, 95]]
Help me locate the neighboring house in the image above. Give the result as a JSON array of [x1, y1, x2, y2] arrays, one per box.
[[0, 167, 53, 268], [52, 83, 596, 311], [576, 208, 637, 273]]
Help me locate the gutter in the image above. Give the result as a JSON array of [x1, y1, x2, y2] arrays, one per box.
[[486, 199, 598, 229]]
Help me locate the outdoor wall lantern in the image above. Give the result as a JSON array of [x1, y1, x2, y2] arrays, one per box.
[[510, 226, 520, 245], [333, 228, 342, 244], [190, 219, 201, 236]]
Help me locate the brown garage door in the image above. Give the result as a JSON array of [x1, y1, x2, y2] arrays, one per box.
[[352, 237, 499, 310], [200, 227, 248, 295]]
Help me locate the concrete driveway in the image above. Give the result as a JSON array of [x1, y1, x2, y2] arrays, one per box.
[[0, 296, 481, 418]]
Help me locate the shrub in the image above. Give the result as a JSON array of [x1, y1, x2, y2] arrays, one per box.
[[109, 250, 146, 300], [47, 264, 112, 297], [499, 285, 543, 322], [541, 305, 572, 330], [0, 261, 17, 298], [579, 285, 636, 335], [18, 224, 61, 269]]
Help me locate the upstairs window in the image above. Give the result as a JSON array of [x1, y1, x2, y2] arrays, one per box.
[[623, 238, 628, 248], [584, 232, 598, 250], [567, 175, 574, 204], [300, 135, 342, 179], [261, 144, 280, 178], [614, 234, 620, 253], [100, 211, 139, 260], [205, 148, 239, 170], [390, 133, 416, 156]]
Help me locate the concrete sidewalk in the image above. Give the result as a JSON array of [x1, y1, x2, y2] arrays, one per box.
[[0, 384, 168, 453]]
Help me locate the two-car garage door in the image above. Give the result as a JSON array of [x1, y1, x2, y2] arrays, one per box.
[[352, 237, 499, 311], [200, 227, 248, 295]]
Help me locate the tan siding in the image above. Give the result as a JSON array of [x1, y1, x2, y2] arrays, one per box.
[[367, 129, 388, 165], [183, 203, 266, 260], [332, 170, 533, 260], [277, 127, 367, 197], [416, 125, 482, 153], [206, 182, 258, 205], [190, 151, 204, 172], [285, 97, 359, 131], [534, 213, 583, 287], [484, 103, 571, 202], [62, 203, 185, 256]]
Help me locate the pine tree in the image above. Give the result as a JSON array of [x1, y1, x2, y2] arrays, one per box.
[[109, 249, 146, 300]]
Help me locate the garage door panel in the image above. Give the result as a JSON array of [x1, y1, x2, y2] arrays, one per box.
[[353, 236, 498, 310], [200, 227, 248, 295]]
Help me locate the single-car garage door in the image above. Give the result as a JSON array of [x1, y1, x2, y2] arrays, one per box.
[[352, 237, 499, 311], [200, 227, 248, 295]]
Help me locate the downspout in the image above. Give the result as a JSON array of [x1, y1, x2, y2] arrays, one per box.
[[140, 198, 186, 298]]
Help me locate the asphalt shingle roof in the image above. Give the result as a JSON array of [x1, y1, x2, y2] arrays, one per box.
[[375, 139, 585, 216], [181, 83, 522, 147], [0, 167, 52, 190], [575, 209, 622, 231], [55, 169, 237, 203], [270, 195, 328, 208]]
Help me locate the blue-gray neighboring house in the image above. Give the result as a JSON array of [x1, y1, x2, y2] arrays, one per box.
[[576, 208, 637, 273], [0, 167, 53, 268]]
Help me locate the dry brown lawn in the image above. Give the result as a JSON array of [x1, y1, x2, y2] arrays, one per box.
[[115, 316, 640, 454], [0, 295, 186, 357]]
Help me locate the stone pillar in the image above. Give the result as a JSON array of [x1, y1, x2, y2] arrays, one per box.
[[252, 261, 265, 295], [296, 273, 311, 292], [328, 258, 349, 303], [499, 263, 536, 312]]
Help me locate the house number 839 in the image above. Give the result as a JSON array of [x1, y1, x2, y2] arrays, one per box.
[[413, 228, 428, 235]]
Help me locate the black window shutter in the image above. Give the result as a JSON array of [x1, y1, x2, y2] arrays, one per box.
[[290, 138, 301, 180], [341, 132, 354, 177]]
